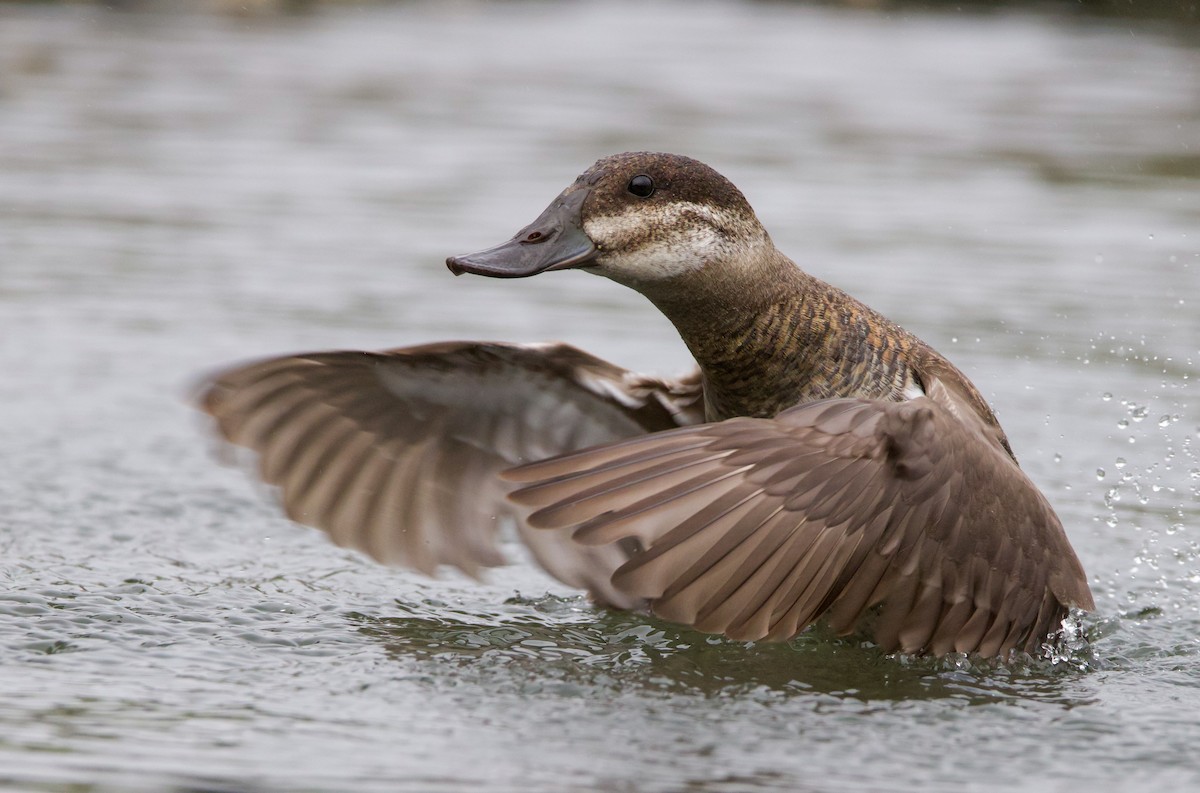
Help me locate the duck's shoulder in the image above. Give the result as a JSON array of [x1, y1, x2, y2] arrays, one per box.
[[807, 278, 1015, 460], [907, 343, 1016, 461]]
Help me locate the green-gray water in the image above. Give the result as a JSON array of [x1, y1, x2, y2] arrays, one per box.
[[1, 2, 1198, 791]]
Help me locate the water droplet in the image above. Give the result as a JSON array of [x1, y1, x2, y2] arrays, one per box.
[[1101, 392, 1113, 401], [1096, 468, 1106, 480], [1117, 419, 1130, 429], [1115, 457, 1127, 469], [1130, 405, 1149, 421], [1053, 453, 1062, 463]]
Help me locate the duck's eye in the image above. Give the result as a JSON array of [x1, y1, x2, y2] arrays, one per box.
[[627, 175, 655, 198]]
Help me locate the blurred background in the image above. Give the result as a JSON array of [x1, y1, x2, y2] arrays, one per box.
[[1, 1, 1198, 792]]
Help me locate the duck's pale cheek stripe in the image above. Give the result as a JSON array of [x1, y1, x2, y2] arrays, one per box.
[[584, 203, 757, 281]]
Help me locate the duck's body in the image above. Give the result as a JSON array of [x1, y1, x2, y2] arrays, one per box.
[[201, 152, 1092, 658]]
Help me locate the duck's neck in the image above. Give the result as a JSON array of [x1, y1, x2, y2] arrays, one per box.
[[639, 248, 919, 421]]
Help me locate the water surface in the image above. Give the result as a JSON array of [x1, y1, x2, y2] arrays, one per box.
[[1, 2, 1198, 791]]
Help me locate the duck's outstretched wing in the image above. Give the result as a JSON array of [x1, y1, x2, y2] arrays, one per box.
[[198, 341, 703, 606], [505, 396, 1093, 657]]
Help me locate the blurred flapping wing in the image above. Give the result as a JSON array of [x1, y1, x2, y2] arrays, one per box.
[[199, 341, 702, 606]]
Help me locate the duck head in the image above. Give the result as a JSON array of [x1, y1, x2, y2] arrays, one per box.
[[446, 152, 772, 289]]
